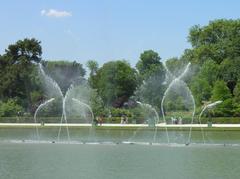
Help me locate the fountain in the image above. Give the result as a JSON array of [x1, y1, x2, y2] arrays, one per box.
[[136, 101, 160, 143], [34, 98, 55, 140], [161, 63, 198, 144], [34, 62, 225, 146], [37, 64, 71, 141], [198, 101, 223, 143], [57, 85, 73, 141], [72, 98, 94, 123], [37, 64, 95, 142]]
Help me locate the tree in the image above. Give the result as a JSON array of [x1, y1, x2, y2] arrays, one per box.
[[86, 60, 98, 76], [42, 60, 86, 94], [211, 80, 232, 101], [233, 81, 240, 116], [134, 50, 166, 109], [0, 38, 42, 112], [190, 77, 212, 105], [184, 19, 240, 108], [134, 65, 166, 110], [165, 57, 188, 77], [187, 19, 240, 64], [136, 50, 162, 79], [86, 60, 99, 88], [233, 81, 240, 103], [219, 57, 240, 94], [210, 80, 233, 116], [197, 60, 219, 86], [5, 38, 42, 63], [95, 60, 137, 107], [0, 99, 23, 118]]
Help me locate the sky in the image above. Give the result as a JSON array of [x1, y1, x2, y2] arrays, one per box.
[[0, 0, 240, 67]]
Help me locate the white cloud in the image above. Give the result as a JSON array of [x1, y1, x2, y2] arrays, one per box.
[[41, 9, 72, 18]]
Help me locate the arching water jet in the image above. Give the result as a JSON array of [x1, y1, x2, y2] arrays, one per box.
[[136, 101, 160, 143], [34, 98, 55, 140], [197, 100, 223, 144], [38, 63, 70, 141], [161, 62, 197, 144], [72, 98, 94, 123]]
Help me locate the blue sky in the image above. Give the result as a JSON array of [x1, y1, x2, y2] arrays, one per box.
[[0, 0, 240, 67]]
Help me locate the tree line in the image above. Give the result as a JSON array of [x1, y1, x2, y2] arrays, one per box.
[[1, 19, 240, 120]]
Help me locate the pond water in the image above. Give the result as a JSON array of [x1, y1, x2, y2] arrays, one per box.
[[0, 128, 240, 179]]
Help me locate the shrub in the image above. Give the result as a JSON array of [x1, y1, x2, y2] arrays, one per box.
[[110, 108, 132, 117], [0, 99, 23, 117]]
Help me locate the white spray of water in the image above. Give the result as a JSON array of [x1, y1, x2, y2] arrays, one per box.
[[38, 64, 70, 141], [136, 101, 160, 143], [57, 85, 73, 141], [39, 64, 63, 98], [161, 62, 197, 144], [198, 100, 223, 144], [205, 101, 223, 109], [72, 98, 94, 123], [34, 98, 55, 140]]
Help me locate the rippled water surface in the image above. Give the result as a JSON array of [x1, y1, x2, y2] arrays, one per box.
[[0, 128, 240, 179]]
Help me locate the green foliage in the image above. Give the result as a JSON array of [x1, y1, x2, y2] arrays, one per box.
[[134, 66, 166, 110], [233, 81, 240, 103], [165, 57, 188, 77], [185, 19, 240, 117], [86, 60, 98, 76], [232, 81, 240, 116], [37, 97, 63, 118], [3, 19, 240, 119], [110, 108, 132, 117], [219, 57, 240, 93], [0, 99, 23, 117], [90, 89, 106, 117], [5, 38, 42, 63], [135, 50, 166, 110], [198, 60, 219, 86], [136, 50, 162, 79], [163, 81, 196, 113], [188, 19, 240, 64], [210, 99, 234, 117], [211, 80, 232, 101], [42, 60, 86, 94], [86, 60, 99, 88], [209, 80, 233, 116], [109, 107, 146, 124], [200, 117, 240, 124], [166, 96, 186, 111], [0, 38, 42, 113], [191, 77, 212, 105], [95, 60, 137, 107]]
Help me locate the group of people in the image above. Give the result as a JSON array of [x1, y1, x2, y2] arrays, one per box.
[[94, 116, 103, 126], [171, 117, 182, 124], [94, 114, 129, 125], [120, 115, 128, 124]]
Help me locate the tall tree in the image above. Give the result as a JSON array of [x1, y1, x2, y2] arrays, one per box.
[[86, 60, 98, 76], [86, 60, 99, 88], [211, 80, 232, 101], [0, 38, 42, 112], [233, 81, 240, 104], [187, 19, 240, 64], [190, 77, 212, 105], [211, 80, 233, 116], [165, 57, 188, 77], [136, 50, 162, 79], [134, 65, 166, 110], [42, 60, 86, 94], [134, 50, 167, 110], [219, 57, 240, 94], [95, 60, 137, 107]]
